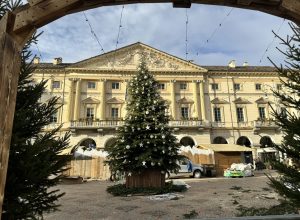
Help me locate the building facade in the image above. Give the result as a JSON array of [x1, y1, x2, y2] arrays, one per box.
[[33, 42, 288, 163]]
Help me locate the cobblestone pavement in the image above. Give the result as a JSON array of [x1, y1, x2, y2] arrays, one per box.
[[45, 170, 281, 220]]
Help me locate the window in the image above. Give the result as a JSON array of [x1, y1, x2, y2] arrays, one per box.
[[87, 81, 96, 89], [52, 81, 60, 89], [86, 107, 94, 119], [50, 111, 58, 123], [277, 84, 282, 90], [181, 107, 189, 119], [211, 83, 219, 90], [158, 83, 165, 90], [255, 83, 262, 90], [111, 108, 119, 119], [180, 83, 187, 90], [236, 107, 244, 122], [112, 82, 120, 90], [214, 107, 222, 122], [234, 83, 240, 91], [258, 107, 266, 120]]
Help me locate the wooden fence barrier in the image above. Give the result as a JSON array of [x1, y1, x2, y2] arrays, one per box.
[[63, 157, 111, 180]]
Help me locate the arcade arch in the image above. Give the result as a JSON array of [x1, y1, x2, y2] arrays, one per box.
[[259, 136, 275, 148], [236, 136, 252, 147], [179, 136, 196, 147], [78, 138, 97, 149], [212, 136, 228, 144]]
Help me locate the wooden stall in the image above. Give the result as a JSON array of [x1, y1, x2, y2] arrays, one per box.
[[198, 144, 253, 176]]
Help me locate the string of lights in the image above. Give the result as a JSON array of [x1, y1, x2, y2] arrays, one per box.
[[185, 8, 189, 61], [82, 11, 111, 64], [258, 18, 285, 65], [113, 5, 125, 68], [196, 8, 234, 56]]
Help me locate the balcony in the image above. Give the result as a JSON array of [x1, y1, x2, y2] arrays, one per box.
[[69, 119, 208, 132], [70, 120, 124, 129], [211, 121, 252, 128], [252, 119, 280, 133]]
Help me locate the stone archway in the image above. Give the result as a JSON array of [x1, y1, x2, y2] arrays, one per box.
[[236, 136, 252, 147], [180, 136, 196, 147], [213, 136, 228, 144], [79, 138, 97, 149], [260, 136, 275, 148]]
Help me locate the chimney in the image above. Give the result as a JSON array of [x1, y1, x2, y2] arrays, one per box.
[[243, 61, 249, 67], [228, 60, 236, 68], [33, 57, 40, 64], [53, 57, 62, 65]]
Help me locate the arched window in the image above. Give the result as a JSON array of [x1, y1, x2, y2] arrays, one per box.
[[180, 136, 195, 147], [213, 136, 228, 144], [236, 136, 251, 147], [79, 138, 96, 150], [260, 136, 275, 148]]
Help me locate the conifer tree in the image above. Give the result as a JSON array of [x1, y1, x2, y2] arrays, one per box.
[[105, 58, 185, 183], [268, 23, 300, 207], [1, 1, 71, 218]]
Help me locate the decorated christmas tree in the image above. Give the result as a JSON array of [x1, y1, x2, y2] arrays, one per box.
[[105, 57, 185, 188]]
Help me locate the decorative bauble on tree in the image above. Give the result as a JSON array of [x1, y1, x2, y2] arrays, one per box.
[[105, 57, 185, 188]]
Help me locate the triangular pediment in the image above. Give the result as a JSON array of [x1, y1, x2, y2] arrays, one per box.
[[233, 97, 252, 104], [68, 42, 207, 73], [106, 97, 125, 104], [82, 97, 100, 104], [211, 97, 229, 104], [256, 97, 273, 104], [177, 97, 194, 104]]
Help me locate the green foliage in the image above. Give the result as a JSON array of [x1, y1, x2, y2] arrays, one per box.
[[268, 23, 300, 207], [1, 11, 72, 220], [105, 58, 185, 175], [236, 201, 298, 217], [107, 181, 187, 196]]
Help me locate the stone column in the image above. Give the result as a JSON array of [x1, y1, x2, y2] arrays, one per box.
[[193, 80, 201, 119], [99, 79, 106, 120], [67, 78, 75, 121], [170, 80, 177, 120], [73, 79, 81, 121], [200, 80, 206, 121]]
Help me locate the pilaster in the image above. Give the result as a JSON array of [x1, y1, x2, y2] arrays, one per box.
[[170, 80, 177, 120], [193, 80, 201, 119], [73, 79, 81, 121], [200, 80, 206, 121], [99, 79, 106, 120]]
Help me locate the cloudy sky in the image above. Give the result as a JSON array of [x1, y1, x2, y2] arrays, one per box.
[[28, 2, 294, 66]]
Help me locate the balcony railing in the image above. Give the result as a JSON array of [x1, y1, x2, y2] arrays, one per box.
[[50, 119, 280, 131], [70, 119, 208, 129], [70, 120, 125, 128], [252, 119, 279, 128], [211, 121, 252, 128]]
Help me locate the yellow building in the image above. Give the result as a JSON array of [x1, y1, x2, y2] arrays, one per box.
[[33, 42, 286, 163]]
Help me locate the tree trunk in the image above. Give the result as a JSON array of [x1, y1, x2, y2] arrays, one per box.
[[125, 169, 165, 188]]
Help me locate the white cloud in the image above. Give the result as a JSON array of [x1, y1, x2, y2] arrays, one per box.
[[29, 3, 294, 66]]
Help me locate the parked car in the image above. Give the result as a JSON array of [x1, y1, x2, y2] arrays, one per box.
[[165, 158, 216, 179]]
